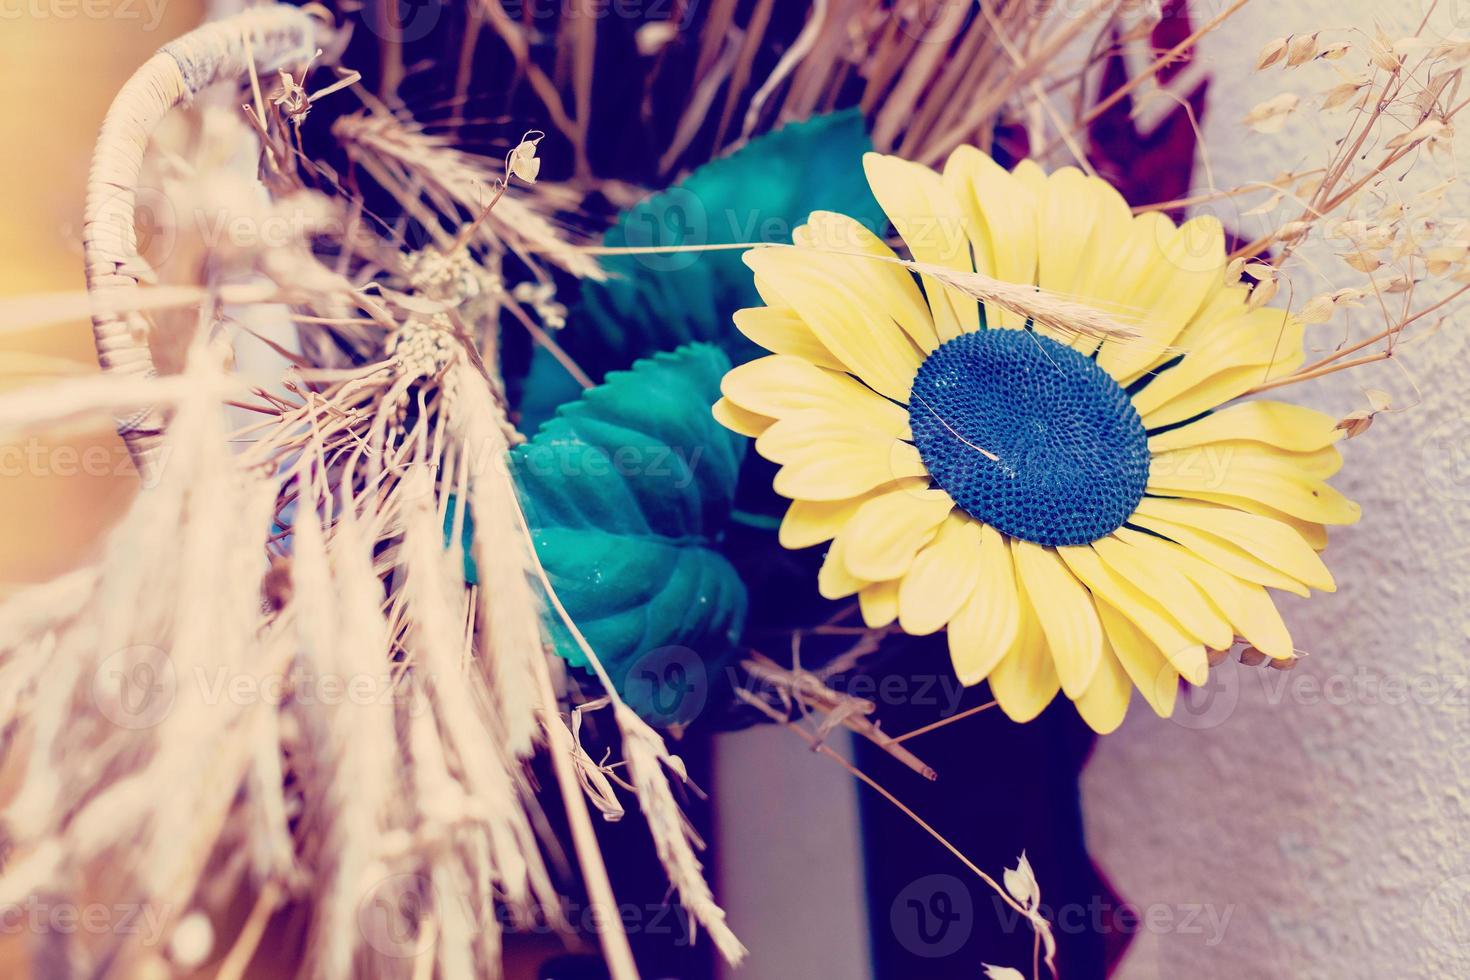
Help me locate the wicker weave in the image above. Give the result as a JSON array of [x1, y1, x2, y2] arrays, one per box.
[[82, 5, 321, 480]]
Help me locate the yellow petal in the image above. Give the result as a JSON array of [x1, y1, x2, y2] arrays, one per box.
[[1091, 535, 1234, 651], [721, 355, 909, 434], [1147, 400, 1341, 454], [988, 582, 1061, 723], [837, 488, 955, 580], [1089, 212, 1189, 365], [1033, 167, 1106, 346], [860, 579, 900, 628], [1072, 176, 1136, 313], [732, 306, 846, 370], [1131, 496, 1334, 593], [1011, 539, 1103, 698], [1165, 280, 1248, 356], [1073, 638, 1132, 734], [1149, 444, 1343, 496], [778, 477, 930, 550], [1102, 216, 1226, 382], [1054, 545, 1207, 684], [1094, 599, 1181, 718], [942, 146, 1037, 329], [946, 525, 1021, 684], [864, 153, 979, 339], [1132, 313, 1306, 428], [743, 247, 923, 401], [757, 411, 904, 464], [1146, 464, 1360, 527], [795, 211, 940, 353], [941, 149, 998, 280], [1189, 492, 1330, 550], [898, 513, 985, 635], [818, 535, 868, 599], [772, 434, 929, 501], [712, 396, 773, 438], [1118, 529, 1295, 660]]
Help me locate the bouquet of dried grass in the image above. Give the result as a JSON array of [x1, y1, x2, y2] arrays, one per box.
[[1, 2, 1467, 978]]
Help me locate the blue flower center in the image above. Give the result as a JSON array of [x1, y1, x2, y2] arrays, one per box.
[[907, 329, 1149, 547]]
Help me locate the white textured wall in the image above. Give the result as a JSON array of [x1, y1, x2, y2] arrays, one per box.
[[1084, 3, 1470, 977]]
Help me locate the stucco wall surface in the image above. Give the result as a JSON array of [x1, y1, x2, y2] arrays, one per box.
[[1083, 3, 1470, 977]]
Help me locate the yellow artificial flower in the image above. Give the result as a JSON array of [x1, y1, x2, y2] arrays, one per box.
[[712, 148, 1360, 733]]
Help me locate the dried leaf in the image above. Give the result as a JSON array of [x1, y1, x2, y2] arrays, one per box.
[[1319, 40, 1351, 61]]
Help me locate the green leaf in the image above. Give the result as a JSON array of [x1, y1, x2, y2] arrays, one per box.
[[511, 344, 747, 724], [518, 109, 885, 431]]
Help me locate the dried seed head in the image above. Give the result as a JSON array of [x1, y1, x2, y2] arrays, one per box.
[[1363, 388, 1393, 413], [1239, 647, 1269, 667], [1256, 36, 1289, 70], [1336, 409, 1375, 438], [1369, 30, 1402, 72], [1386, 118, 1447, 151], [1247, 276, 1280, 310], [1323, 82, 1365, 111], [1244, 93, 1300, 133], [1299, 293, 1337, 324], [508, 132, 544, 184], [1286, 33, 1320, 67], [1274, 221, 1312, 245]]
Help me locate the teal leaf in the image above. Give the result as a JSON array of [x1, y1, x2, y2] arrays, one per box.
[[512, 344, 747, 725], [518, 109, 885, 431]]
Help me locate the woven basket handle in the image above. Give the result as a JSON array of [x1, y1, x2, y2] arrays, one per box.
[[83, 5, 321, 481]]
